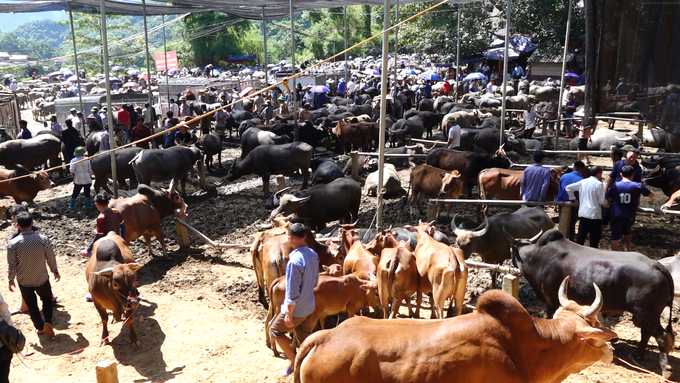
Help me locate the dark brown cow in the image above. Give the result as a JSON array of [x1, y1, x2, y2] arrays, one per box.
[[478, 167, 561, 218], [85, 232, 142, 346], [294, 278, 617, 383], [251, 215, 293, 308], [331, 120, 375, 154], [108, 184, 187, 259], [0, 165, 52, 203], [407, 165, 463, 216]]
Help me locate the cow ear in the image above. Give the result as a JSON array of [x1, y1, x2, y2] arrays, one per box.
[[127, 263, 143, 272], [440, 172, 446, 179], [93, 267, 114, 279]]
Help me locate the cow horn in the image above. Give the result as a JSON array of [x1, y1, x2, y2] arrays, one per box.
[[451, 214, 465, 236], [168, 178, 176, 193], [502, 227, 516, 243], [290, 195, 311, 203], [275, 186, 292, 196], [528, 230, 543, 243], [471, 217, 489, 237], [428, 220, 436, 226], [584, 283, 604, 317], [405, 144, 418, 149], [616, 136, 633, 141], [93, 267, 114, 277], [558, 276, 571, 307]]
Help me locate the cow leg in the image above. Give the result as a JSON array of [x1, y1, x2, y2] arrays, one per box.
[[414, 290, 422, 319], [151, 226, 170, 260], [125, 310, 140, 347], [142, 233, 155, 257], [262, 176, 270, 196], [654, 327, 674, 379], [490, 270, 498, 289], [634, 328, 652, 360], [93, 300, 110, 345], [300, 167, 309, 190]]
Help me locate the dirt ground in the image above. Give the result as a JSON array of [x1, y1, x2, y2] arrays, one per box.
[[7, 114, 680, 383]]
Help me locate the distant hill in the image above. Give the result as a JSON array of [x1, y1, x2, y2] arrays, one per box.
[[13, 19, 67, 48]]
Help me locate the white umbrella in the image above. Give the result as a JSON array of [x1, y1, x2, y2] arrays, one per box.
[[252, 71, 266, 78]]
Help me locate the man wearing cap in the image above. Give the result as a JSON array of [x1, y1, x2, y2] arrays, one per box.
[[606, 145, 642, 194], [86, 114, 102, 133], [278, 96, 289, 116], [179, 97, 191, 117], [66, 108, 78, 125], [0, 127, 11, 143], [49, 115, 63, 135], [262, 100, 274, 123], [99, 107, 109, 128], [440, 115, 461, 150], [91, 106, 103, 125]]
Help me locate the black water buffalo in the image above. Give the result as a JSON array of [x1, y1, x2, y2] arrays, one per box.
[[415, 111, 444, 138], [505, 229, 675, 379], [643, 157, 680, 197], [60, 126, 86, 166], [130, 146, 204, 196], [384, 145, 424, 168], [196, 133, 222, 169], [232, 110, 255, 123], [0, 133, 61, 170], [568, 129, 639, 151], [426, 146, 512, 197], [417, 98, 434, 112], [86, 131, 107, 156], [331, 97, 353, 107], [328, 111, 356, 122], [389, 116, 425, 146], [226, 141, 313, 196], [349, 104, 373, 117], [310, 157, 344, 186], [452, 207, 554, 287], [91, 147, 143, 194], [240, 128, 289, 158], [270, 177, 360, 231], [460, 128, 528, 156], [238, 118, 263, 136]]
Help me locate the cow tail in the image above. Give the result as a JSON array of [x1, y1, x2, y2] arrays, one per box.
[[250, 232, 266, 304], [388, 256, 399, 303], [294, 337, 318, 383], [404, 177, 412, 207], [659, 264, 675, 332]]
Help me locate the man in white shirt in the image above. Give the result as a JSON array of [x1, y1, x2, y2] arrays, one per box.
[[566, 166, 609, 248], [99, 107, 109, 128], [347, 78, 357, 95], [168, 98, 179, 118], [433, 115, 461, 150], [9, 80, 17, 93], [521, 104, 540, 139]]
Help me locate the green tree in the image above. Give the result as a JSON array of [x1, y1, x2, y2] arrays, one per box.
[[180, 12, 252, 67], [0, 32, 53, 60], [13, 19, 67, 48]]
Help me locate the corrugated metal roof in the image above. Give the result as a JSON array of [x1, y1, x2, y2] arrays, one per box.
[[528, 50, 575, 63]]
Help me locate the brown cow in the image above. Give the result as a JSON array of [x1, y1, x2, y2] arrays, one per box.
[[477, 167, 561, 218], [332, 120, 375, 154], [372, 241, 419, 319], [108, 183, 187, 259], [0, 165, 52, 203], [661, 188, 680, 212], [407, 165, 463, 216], [85, 232, 143, 346], [251, 215, 293, 308], [294, 278, 617, 383], [413, 221, 467, 319]]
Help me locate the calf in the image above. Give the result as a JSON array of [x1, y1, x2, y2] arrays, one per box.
[[0, 165, 52, 204], [407, 165, 463, 216], [413, 221, 467, 319], [362, 163, 402, 197], [294, 280, 616, 383], [196, 132, 222, 169], [108, 184, 187, 259], [85, 232, 142, 346], [375, 241, 419, 319]]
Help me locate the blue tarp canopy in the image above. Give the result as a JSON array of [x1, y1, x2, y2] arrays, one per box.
[[224, 54, 257, 63]]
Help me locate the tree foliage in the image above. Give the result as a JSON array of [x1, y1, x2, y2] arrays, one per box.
[[180, 12, 252, 67], [13, 19, 67, 48], [0, 32, 54, 60]]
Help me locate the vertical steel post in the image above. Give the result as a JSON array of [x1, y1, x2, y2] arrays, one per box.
[[499, 0, 511, 149], [556, 0, 573, 148], [68, 3, 84, 117], [456, 5, 461, 85], [344, 6, 348, 82], [393, 0, 400, 100], [141, 0, 156, 142], [100, 0, 118, 198], [377, 0, 391, 227], [162, 15, 170, 113], [290, 0, 298, 133], [262, 6, 268, 86]]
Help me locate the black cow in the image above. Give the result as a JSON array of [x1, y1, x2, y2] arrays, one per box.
[[426, 146, 512, 197], [349, 104, 373, 117], [506, 228, 675, 379], [196, 133, 222, 169], [310, 157, 344, 186], [226, 141, 312, 196], [238, 118, 263, 137], [0, 132, 61, 172], [416, 111, 444, 138], [86, 131, 106, 156], [389, 116, 425, 146], [270, 177, 360, 231], [460, 128, 528, 156], [91, 147, 143, 194], [644, 157, 680, 197], [130, 146, 204, 196], [384, 145, 424, 168], [417, 98, 434, 112], [240, 128, 289, 158]]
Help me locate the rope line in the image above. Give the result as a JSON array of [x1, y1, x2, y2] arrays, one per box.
[[2, 0, 452, 186]]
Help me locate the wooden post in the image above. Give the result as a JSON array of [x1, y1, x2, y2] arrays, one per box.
[[351, 151, 359, 181], [502, 275, 519, 299], [276, 175, 286, 190], [558, 206, 571, 238], [426, 202, 436, 222], [175, 216, 190, 249], [197, 160, 206, 189], [95, 360, 119, 383], [637, 120, 644, 140]]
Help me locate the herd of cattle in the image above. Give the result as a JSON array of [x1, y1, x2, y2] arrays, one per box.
[[8, 80, 680, 381]]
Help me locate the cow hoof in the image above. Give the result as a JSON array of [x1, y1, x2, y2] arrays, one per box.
[[131, 340, 141, 348]]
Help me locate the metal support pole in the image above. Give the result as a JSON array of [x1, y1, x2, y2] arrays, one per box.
[[162, 15, 170, 114], [344, 7, 348, 82], [377, 0, 391, 228], [100, 0, 117, 198], [456, 5, 461, 85], [393, 0, 400, 100], [68, 3, 84, 118], [499, 0, 511, 149], [262, 6, 268, 86], [556, 0, 573, 149], [141, 0, 156, 144], [290, 0, 298, 134]]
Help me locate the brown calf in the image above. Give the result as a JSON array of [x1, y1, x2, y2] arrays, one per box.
[[478, 167, 561, 218], [408, 165, 463, 216], [0, 165, 52, 204]]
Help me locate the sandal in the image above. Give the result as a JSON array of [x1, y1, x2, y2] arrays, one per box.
[[10, 307, 27, 315]]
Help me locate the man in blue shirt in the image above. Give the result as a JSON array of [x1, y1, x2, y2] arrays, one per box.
[[270, 223, 319, 376], [606, 165, 653, 251], [337, 78, 346, 98], [557, 161, 587, 241], [606, 146, 642, 193], [520, 150, 552, 202], [163, 118, 178, 148]]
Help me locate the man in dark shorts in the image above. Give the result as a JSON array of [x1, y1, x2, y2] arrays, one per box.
[[574, 120, 592, 165], [601, 147, 625, 235], [606, 165, 653, 251], [79, 194, 126, 257], [270, 223, 319, 377]]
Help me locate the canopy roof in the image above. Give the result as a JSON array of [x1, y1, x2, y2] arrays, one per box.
[[0, 0, 480, 20]]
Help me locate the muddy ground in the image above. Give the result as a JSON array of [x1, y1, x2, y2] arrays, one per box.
[[7, 116, 680, 383]]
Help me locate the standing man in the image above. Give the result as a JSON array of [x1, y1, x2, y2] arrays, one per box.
[[521, 104, 540, 139], [299, 104, 312, 123], [556, 161, 587, 241], [66, 108, 78, 125], [168, 98, 179, 117], [337, 78, 346, 98], [49, 115, 63, 135], [433, 115, 461, 150], [563, 93, 579, 138], [520, 150, 552, 202], [74, 111, 86, 137], [573, 120, 593, 165], [19, 120, 31, 139], [270, 223, 319, 377], [543, 96, 559, 136], [606, 165, 653, 251], [178, 97, 191, 117], [7, 212, 60, 340], [606, 145, 642, 193], [130, 118, 152, 149], [142, 102, 156, 129], [0, 128, 11, 143], [566, 166, 609, 248], [99, 107, 109, 129]]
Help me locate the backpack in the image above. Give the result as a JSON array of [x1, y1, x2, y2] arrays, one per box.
[[0, 316, 25, 354]]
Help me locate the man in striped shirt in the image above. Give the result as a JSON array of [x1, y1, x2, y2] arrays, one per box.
[[7, 212, 60, 340]]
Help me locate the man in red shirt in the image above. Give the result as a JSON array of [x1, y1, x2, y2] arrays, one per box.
[[442, 80, 451, 95], [117, 105, 131, 129], [79, 194, 126, 257], [130, 118, 152, 149]]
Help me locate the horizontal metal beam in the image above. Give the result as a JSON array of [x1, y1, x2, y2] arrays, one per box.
[[174, 217, 251, 249], [349, 151, 428, 158], [525, 149, 680, 157], [464, 260, 521, 276], [430, 199, 578, 207]]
